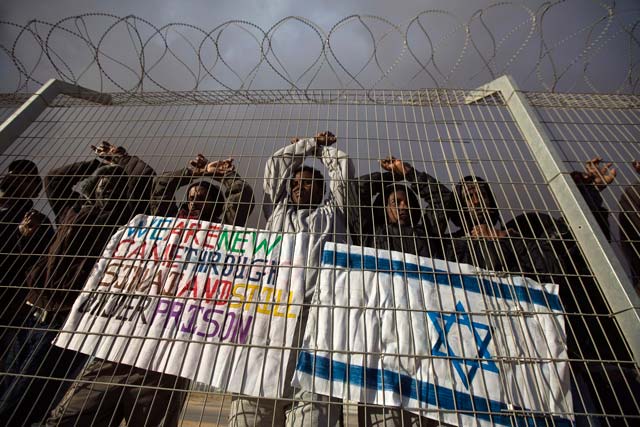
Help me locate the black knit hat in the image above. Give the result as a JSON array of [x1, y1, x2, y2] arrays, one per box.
[[2, 159, 43, 197], [8, 159, 39, 176]]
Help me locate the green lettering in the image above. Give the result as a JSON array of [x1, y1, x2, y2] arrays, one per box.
[[216, 230, 232, 252], [231, 231, 250, 254], [253, 234, 282, 256]]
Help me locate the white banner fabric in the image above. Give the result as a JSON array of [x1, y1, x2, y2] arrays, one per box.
[[55, 214, 305, 398], [292, 242, 573, 427]]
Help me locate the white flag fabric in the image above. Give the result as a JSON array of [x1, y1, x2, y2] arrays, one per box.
[[292, 242, 573, 427], [55, 214, 306, 398]]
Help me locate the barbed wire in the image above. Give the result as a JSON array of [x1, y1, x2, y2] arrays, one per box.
[[0, 2, 638, 102]]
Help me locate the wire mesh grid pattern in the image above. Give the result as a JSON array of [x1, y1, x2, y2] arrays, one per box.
[[0, 85, 638, 427]]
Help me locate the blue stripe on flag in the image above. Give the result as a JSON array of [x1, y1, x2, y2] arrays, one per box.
[[297, 351, 573, 427], [322, 249, 562, 311]]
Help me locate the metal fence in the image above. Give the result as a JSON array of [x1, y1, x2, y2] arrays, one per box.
[[0, 77, 638, 426]]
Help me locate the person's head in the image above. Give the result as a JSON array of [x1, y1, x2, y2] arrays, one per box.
[[452, 176, 499, 228], [186, 181, 224, 220], [382, 184, 421, 226], [290, 166, 324, 208], [92, 166, 128, 210], [0, 160, 42, 202]]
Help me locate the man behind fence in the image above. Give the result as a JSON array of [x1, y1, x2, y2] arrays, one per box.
[[352, 156, 451, 257], [351, 157, 451, 426], [43, 154, 255, 427], [0, 160, 54, 363], [0, 142, 155, 426], [444, 175, 558, 280], [228, 131, 353, 427], [506, 157, 640, 424]]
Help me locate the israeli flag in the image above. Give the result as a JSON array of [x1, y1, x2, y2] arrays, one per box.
[[292, 242, 573, 427]]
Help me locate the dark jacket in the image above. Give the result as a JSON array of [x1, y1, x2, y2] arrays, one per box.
[[151, 168, 255, 227], [352, 169, 451, 259], [619, 182, 640, 288], [0, 201, 54, 325], [444, 228, 559, 281], [25, 156, 155, 312], [445, 177, 559, 282], [505, 211, 631, 362]]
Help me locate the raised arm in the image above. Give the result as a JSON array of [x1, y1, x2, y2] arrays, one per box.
[[152, 156, 254, 225], [151, 168, 199, 216], [263, 137, 320, 219], [405, 167, 453, 235], [377, 156, 452, 235], [350, 171, 392, 241], [45, 159, 101, 221], [317, 143, 354, 214], [215, 171, 255, 226], [571, 156, 617, 241]]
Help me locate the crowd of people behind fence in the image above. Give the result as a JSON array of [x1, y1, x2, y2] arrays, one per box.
[[0, 133, 639, 426]]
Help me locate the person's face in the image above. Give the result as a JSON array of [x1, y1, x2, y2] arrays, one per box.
[[462, 182, 492, 223], [188, 185, 210, 214], [386, 190, 411, 225], [291, 170, 323, 207], [95, 176, 125, 209]]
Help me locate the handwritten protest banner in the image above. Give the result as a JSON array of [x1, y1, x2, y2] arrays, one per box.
[[55, 215, 305, 398], [293, 242, 572, 427]]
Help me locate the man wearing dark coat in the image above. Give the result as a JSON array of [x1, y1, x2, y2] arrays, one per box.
[[44, 154, 254, 427], [0, 160, 54, 373], [507, 157, 640, 424], [353, 156, 451, 260], [445, 175, 559, 281], [0, 142, 155, 426], [352, 156, 452, 426]]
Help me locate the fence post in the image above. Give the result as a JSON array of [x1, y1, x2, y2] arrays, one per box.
[[467, 74, 640, 364], [0, 79, 112, 154]]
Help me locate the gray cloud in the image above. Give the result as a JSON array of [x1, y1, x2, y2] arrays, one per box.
[[0, 0, 638, 93]]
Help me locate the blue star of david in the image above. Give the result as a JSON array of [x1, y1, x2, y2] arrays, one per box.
[[427, 301, 499, 389]]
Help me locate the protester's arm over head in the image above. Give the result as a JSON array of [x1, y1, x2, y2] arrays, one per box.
[[45, 158, 102, 221], [378, 156, 453, 235], [209, 161, 255, 227], [151, 153, 222, 216], [315, 133, 355, 216], [264, 137, 316, 212], [151, 155, 254, 225], [263, 132, 352, 218], [151, 168, 198, 217], [108, 149, 156, 214], [45, 142, 153, 221], [351, 170, 391, 245], [570, 156, 616, 241], [405, 164, 453, 236]]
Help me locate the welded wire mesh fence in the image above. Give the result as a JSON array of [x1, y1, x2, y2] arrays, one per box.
[[0, 84, 638, 427]]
